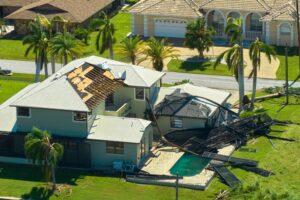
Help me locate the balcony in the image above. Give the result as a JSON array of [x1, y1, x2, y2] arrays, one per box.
[[104, 99, 132, 117]]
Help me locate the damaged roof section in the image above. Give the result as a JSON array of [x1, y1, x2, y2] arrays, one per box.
[[154, 89, 212, 119], [67, 62, 123, 110]]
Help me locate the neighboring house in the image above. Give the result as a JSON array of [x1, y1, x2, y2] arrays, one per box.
[[1, 0, 124, 34], [153, 84, 231, 135], [129, 0, 300, 46], [0, 0, 39, 18], [0, 56, 231, 169]]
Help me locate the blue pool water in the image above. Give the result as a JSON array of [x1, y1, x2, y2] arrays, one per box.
[[169, 153, 211, 177], [213, 38, 251, 48]]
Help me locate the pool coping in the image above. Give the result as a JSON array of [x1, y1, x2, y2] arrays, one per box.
[[127, 145, 236, 190]]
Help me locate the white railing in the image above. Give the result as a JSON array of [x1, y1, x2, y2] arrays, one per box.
[[104, 99, 132, 117], [245, 31, 263, 41]]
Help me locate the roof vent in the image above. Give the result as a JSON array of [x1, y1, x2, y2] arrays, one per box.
[[99, 62, 111, 70], [53, 72, 62, 80]]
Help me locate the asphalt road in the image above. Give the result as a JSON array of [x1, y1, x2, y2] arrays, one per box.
[[1, 59, 300, 90]]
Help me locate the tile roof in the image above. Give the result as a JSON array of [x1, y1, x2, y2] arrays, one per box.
[[262, 0, 297, 21], [5, 0, 114, 23], [129, 0, 203, 18], [0, 0, 39, 7], [199, 0, 271, 11]]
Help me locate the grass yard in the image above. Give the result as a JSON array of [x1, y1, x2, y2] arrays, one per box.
[[0, 73, 38, 104], [276, 47, 300, 81], [0, 91, 300, 199], [0, 11, 131, 62], [167, 59, 232, 76]]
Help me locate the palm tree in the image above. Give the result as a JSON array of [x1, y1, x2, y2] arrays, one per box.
[[38, 15, 68, 74], [141, 38, 179, 71], [50, 32, 85, 65], [249, 38, 276, 109], [116, 36, 144, 64], [24, 127, 64, 189], [91, 12, 116, 59], [215, 17, 245, 112], [23, 18, 49, 82], [184, 18, 215, 59]]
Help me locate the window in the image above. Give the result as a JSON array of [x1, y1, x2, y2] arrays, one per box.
[[105, 94, 114, 106], [280, 23, 291, 36], [106, 142, 124, 154], [249, 13, 262, 32], [171, 117, 183, 128], [135, 88, 145, 100], [17, 107, 30, 117], [73, 112, 87, 122]]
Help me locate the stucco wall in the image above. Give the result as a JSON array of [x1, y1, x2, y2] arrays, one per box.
[[89, 125, 153, 168], [16, 108, 87, 138], [89, 140, 139, 168], [268, 21, 297, 47], [155, 116, 207, 136]]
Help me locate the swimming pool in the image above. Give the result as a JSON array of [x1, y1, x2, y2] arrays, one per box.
[[169, 153, 211, 177], [213, 38, 251, 48]]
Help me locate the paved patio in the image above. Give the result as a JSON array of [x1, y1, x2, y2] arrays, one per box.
[[131, 145, 235, 190], [138, 46, 279, 79]]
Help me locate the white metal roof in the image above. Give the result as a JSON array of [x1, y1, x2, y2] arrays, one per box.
[[11, 76, 90, 112], [88, 115, 152, 143], [8, 56, 164, 112], [0, 83, 39, 132]]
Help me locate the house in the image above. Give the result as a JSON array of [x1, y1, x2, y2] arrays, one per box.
[[0, 56, 231, 169], [129, 0, 299, 46], [0, 0, 39, 18], [1, 0, 124, 34], [153, 84, 231, 135], [0, 56, 163, 169]]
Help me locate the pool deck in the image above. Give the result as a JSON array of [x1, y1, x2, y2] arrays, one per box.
[[127, 145, 236, 190]]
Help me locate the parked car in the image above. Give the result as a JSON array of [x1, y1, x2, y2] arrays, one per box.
[[0, 67, 12, 76]]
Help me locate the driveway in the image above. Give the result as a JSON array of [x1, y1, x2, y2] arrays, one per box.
[[138, 46, 280, 79]]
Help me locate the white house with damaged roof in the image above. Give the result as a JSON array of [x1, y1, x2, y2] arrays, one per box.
[[129, 0, 300, 46], [0, 56, 231, 169]]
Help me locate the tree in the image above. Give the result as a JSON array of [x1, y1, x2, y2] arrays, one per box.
[[184, 18, 215, 59], [24, 127, 64, 189], [74, 26, 90, 45], [141, 38, 179, 71], [38, 15, 69, 74], [116, 36, 144, 64], [0, 18, 5, 36], [249, 38, 276, 109], [23, 17, 49, 82], [215, 17, 245, 112], [50, 32, 85, 65], [91, 12, 116, 59]]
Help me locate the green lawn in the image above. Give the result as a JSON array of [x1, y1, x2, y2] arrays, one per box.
[[276, 47, 300, 81], [0, 11, 131, 62], [0, 73, 38, 104], [0, 92, 300, 199], [167, 59, 232, 76]]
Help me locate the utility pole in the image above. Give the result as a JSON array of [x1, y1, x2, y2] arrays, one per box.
[[285, 43, 289, 105], [295, 0, 300, 70]]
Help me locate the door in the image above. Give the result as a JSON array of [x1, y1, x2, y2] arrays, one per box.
[[154, 19, 187, 38]]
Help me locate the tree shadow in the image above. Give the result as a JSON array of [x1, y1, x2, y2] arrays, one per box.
[[177, 60, 212, 72], [21, 186, 54, 200]]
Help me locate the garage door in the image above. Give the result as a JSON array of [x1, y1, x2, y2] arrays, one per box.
[[154, 19, 187, 38]]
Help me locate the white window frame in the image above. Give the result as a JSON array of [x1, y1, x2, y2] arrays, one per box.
[[72, 111, 87, 123], [17, 107, 31, 118], [134, 87, 145, 101], [170, 117, 183, 129]]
